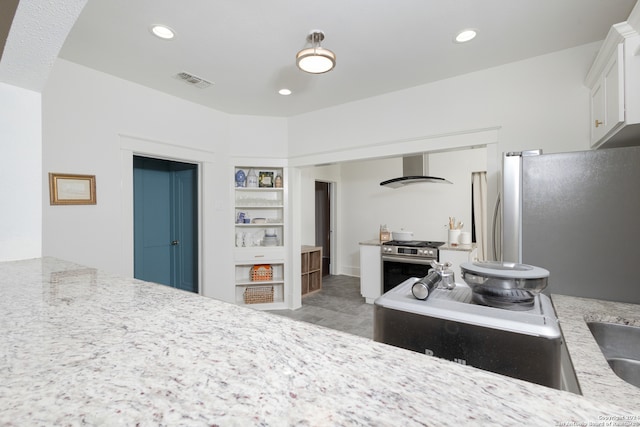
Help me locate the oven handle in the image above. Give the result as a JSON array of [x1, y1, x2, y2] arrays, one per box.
[[381, 255, 435, 266]]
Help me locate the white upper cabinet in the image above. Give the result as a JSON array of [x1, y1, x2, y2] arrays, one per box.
[[589, 44, 624, 144], [585, 6, 640, 149]]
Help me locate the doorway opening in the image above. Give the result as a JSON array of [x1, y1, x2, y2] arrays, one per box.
[[133, 156, 199, 293], [315, 181, 332, 276]]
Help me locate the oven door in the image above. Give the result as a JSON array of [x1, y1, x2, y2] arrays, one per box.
[[382, 255, 434, 293]]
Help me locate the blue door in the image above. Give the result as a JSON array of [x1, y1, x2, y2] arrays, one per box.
[[133, 157, 198, 293]]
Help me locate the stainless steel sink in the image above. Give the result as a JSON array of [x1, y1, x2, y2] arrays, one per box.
[[587, 322, 640, 388]]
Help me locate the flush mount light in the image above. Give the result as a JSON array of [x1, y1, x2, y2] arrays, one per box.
[[151, 24, 175, 40], [455, 29, 477, 43], [296, 30, 336, 74], [278, 88, 292, 96]]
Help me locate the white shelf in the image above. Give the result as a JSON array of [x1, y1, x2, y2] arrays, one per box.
[[236, 280, 285, 287], [233, 247, 284, 260], [235, 187, 284, 191], [235, 223, 283, 227], [235, 205, 284, 209], [237, 301, 287, 310]]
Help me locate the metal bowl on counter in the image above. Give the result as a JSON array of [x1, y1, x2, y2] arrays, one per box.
[[460, 261, 549, 293]]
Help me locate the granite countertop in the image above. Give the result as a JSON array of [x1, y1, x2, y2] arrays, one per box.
[[1, 258, 638, 426], [551, 294, 640, 408]]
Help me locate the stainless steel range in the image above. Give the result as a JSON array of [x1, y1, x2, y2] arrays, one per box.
[[381, 240, 444, 293], [373, 278, 563, 389]]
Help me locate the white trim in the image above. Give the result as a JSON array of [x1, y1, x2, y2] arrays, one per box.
[[584, 22, 639, 87], [629, 2, 640, 37], [288, 127, 500, 167], [329, 181, 337, 276], [119, 133, 216, 162], [119, 134, 214, 295]]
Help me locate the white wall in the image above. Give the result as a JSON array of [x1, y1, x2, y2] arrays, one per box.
[[0, 82, 42, 261], [289, 43, 599, 276], [42, 59, 287, 302], [228, 115, 288, 159], [339, 149, 486, 275], [298, 148, 486, 276], [288, 43, 597, 158]]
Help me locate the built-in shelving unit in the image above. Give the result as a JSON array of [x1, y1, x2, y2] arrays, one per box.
[[233, 165, 287, 309], [301, 246, 322, 296]]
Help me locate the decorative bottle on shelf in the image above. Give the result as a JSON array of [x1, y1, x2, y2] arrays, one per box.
[[246, 169, 258, 188], [235, 169, 246, 187]]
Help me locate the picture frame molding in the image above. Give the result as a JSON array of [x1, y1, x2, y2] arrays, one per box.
[[48, 173, 97, 205]]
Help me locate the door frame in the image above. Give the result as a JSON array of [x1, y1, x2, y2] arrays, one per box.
[[133, 156, 199, 292], [315, 180, 337, 275], [120, 134, 214, 294], [329, 181, 337, 275]]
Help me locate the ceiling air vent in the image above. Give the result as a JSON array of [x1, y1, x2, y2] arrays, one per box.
[[174, 71, 213, 89]]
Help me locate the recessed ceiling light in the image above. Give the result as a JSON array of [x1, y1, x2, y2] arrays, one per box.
[[278, 88, 292, 96], [455, 29, 477, 43], [151, 25, 175, 40]]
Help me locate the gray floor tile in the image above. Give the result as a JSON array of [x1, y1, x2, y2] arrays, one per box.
[[268, 275, 374, 339]]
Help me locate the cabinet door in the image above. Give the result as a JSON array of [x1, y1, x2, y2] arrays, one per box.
[[603, 44, 624, 132], [590, 79, 606, 143], [360, 245, 381, 303], [591, 44, 625, 147]]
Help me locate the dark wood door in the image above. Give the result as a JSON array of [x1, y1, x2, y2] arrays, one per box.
[[315, 181, 331, 276]]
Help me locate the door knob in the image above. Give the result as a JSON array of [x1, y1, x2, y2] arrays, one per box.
[[171, 240, 180, 246], [595, 119, 603, 128]]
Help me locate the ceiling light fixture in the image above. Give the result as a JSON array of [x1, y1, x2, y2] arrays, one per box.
[[296, 30, 336, 74], [151, 25, 175, 40], [455, 29, 477, 43], [278, 88, 292, 96]]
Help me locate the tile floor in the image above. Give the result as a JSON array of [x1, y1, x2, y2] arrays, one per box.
[[268, 275, 374, 339]]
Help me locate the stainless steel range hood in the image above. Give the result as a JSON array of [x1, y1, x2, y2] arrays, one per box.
[[380, 154, 452, 188]]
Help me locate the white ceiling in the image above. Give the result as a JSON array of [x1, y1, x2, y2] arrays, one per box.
[[58, 0, 636, 117]]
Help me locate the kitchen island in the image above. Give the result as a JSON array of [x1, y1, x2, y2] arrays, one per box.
[[0, 258, 637, 426]]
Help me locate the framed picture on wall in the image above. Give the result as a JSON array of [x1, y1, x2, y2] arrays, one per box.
[[259, 171, 274, 188], [48, 173, 97, 205]]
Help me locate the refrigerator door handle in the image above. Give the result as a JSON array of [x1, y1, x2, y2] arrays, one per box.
[[492, 192, 501, 261]]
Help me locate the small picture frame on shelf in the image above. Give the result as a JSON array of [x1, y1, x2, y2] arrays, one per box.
[[259, 171, 274, 188]]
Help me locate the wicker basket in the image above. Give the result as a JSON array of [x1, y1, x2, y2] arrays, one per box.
[[243, 286, 274, 304], [250, 264, 273, 281]]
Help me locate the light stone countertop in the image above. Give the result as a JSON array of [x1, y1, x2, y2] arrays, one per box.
[[359, 240, 476, 253], [359, 239, 383, 246], [551, 294, 640, 408], [1, 257, 638, 426], [440, 243, 476, 252]]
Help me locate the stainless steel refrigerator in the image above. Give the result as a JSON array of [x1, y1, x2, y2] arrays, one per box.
[[495, 146, 640, 304]]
